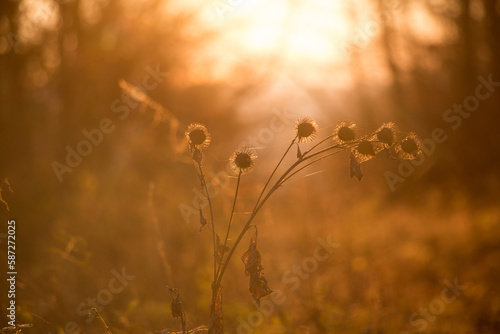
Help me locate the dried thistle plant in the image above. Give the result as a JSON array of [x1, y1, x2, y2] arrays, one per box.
[[175, 119, 420, 333], [89, 308, 112, 334]]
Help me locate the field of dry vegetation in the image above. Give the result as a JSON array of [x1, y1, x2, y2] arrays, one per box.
[[1, 0, 500, 333]]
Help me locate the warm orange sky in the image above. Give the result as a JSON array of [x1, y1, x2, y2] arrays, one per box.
[[164, 0, 453, 87], [11, 0, 454, 89]]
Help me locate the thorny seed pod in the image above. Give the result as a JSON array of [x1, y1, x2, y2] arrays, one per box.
[[353, 140, 377, 162], [398, 133, 421, 159], [376, 122, 398, 147], [230, 147, 257, 174], [186, 123, 211, 150], [357, 141, 376, 156], [295, 117, 318, 143], [334, 121, 356, 144]]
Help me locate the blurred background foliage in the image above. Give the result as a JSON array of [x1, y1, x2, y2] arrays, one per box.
[[1, 0, 499, 332]]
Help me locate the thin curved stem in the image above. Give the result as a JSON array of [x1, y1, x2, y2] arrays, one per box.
[[216, 169, 242, 278], [214, 178, 280, 288], [215, 143, 354, 286], [252, 137, 296, 211], [214, 136, 374, 287], [279, 146, 353, 185], [301, 134, 335, 158], [198, 163, 217, 283]]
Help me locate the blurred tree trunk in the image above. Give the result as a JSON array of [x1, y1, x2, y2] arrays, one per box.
[[456, 0, 475, 92], [376, 0, 405, 119], [482, 0, 500, 92], [0, 1, 30, 172]]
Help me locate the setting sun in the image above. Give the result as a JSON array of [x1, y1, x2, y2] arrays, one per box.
[[214, 1, 354, 61]]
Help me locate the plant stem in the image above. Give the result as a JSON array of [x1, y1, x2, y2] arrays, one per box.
[[214, 180, 278, 288], [215, 139, 364, 287], [279, 146, 353, 185], [215, 140, 311, 287], [217, 169, 242, 278], [90, 308, 112, 334], [181, 311, 187, 334], [198, 163, 217, 282], [252, 138, 296, 211], [301, 134, 334, 157]]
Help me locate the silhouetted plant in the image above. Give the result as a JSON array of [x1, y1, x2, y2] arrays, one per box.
[[173, 118, 420, 333]]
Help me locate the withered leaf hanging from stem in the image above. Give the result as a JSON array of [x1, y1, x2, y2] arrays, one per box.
[[296, 144, 302, 159], [168, 287, 184, 319], [349, 153, 363, 181], [168, 287, 187, 333], [198, 206, 207, 234], [241, 228, 273, 307]]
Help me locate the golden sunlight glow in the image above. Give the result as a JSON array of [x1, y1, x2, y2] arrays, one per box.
[[160, 0, 443, 86], [211, 0, 355, 65], [18, 0, 58, 44], [165, 0, 370, 85]]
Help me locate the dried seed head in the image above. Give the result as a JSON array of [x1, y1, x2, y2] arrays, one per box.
[[230, 147, 257, 174], [398, 133, 421, 159], [334, 121, 356, 143], [401, 138, 418, 154], [376, 122, 398, 146], [356, 141, 376, 156], [185, 123, 211, 149], [352, 140, 378, 162], [295, 117, 318, 143]]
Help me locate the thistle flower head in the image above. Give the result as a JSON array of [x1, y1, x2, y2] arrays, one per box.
[[185, 123, 211, 149], [230, 147, 257, 174], [398, 133, 421, 159], [334, 121, 356, 144], [357, 141, 376, 155], [295, 117, 318, 143], [353, 140, 377, 162], [376, 122, 398, 147]]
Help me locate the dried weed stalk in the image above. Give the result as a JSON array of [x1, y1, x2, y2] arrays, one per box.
[[89, 308, 112, 334], [175, 118, 420, 333]]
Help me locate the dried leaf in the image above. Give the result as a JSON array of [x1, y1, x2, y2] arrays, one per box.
[[241, 229, 273, 306], [171, 296, 183, 319], [216, 235, 230, 265], [296, 144, 302, 159], [208, 285, 223, 334], [168, 288, 183, 319], [168, 287, 187, 333], [356, 141, 376, 156], [198, 206, 207, 234], [192, 147, 203, 164], [349, 153, 363, 181]]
